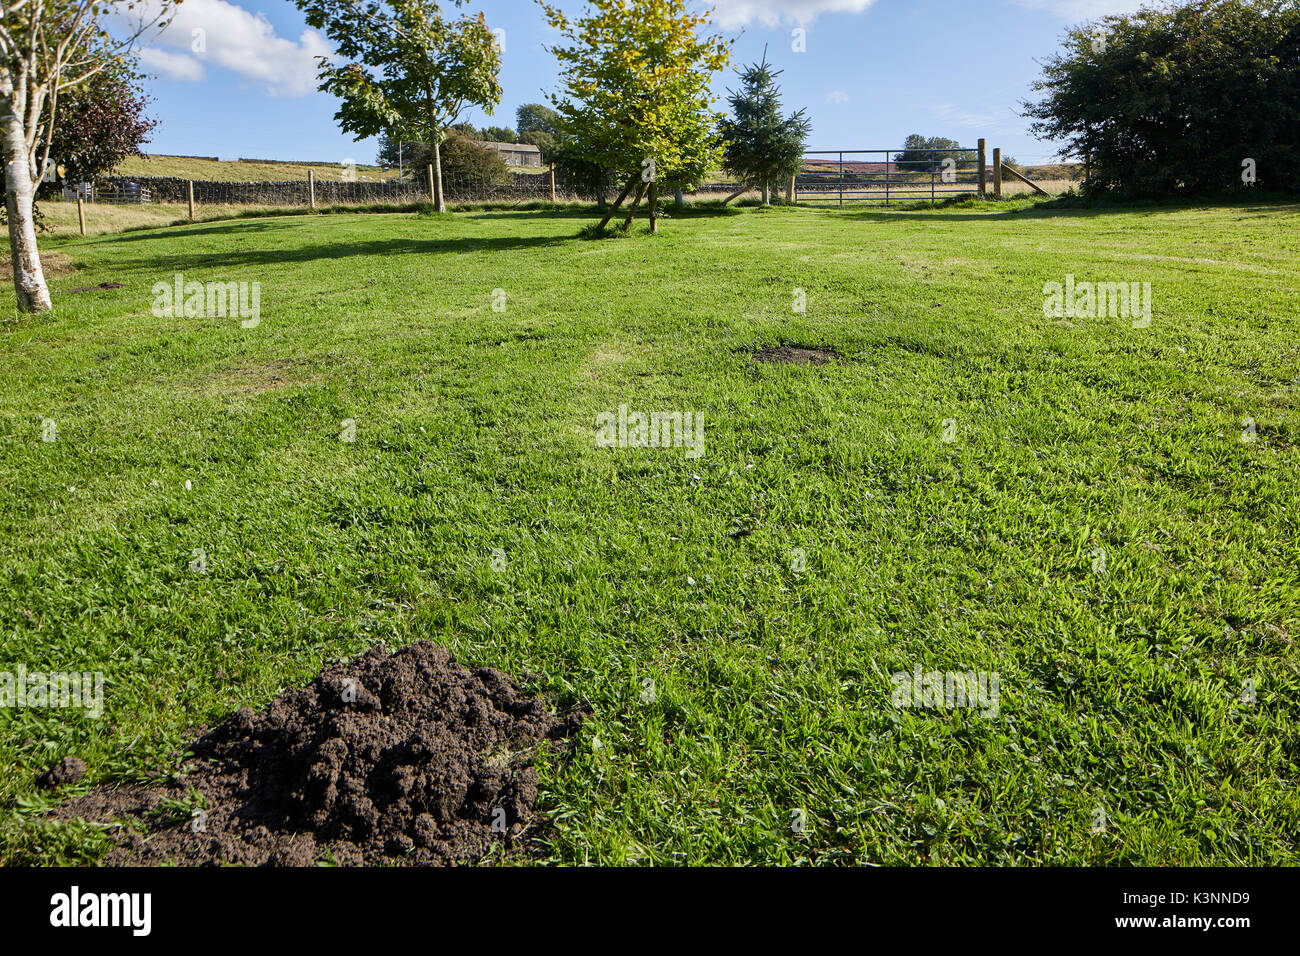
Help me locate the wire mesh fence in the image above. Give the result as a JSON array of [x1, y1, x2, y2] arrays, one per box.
[[72, 146, 998, 214], [88, 170, 586, 208]]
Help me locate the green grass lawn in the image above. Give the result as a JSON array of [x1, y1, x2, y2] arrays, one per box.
[[2, 198, 1298, 865]]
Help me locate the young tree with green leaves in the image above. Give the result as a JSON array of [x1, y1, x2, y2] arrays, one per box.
[[718, 48, 810, 205], [540, 0, 731, 233], [297, 0, 503, 212]]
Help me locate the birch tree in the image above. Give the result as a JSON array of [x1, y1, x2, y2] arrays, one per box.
[[0, 1, 171, 313]]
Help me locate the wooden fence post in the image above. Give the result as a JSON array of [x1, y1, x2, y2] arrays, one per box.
[[187, 180, 195, 220], [77, 197, 86, 236], [993, 148, 1002, 199], [787, 173, 795, 204], [549, 163, 557, 202], [427, 164, 435, 202], [977, 139, 987, 198], [308, 170, 316, 210]]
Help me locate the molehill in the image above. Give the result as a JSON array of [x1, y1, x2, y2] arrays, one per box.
[[53, 642, 582, 866]]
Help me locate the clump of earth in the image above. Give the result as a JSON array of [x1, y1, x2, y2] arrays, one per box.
[[37, 756, 87, 789], [751, 344, 838, 365], [53, 643, 581, 866], [68, 281, 125, 293]]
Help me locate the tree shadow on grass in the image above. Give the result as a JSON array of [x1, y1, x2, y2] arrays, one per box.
[[464, 203, 745, 222], [842, 207, 1146, 224], [660, 203, 748, 219], [87, 205, 749, 273], [840, 195, 1300, 224], [71, 217, 335, 247], [103, 231, 576, 274], [60, 203, 749, 260], [461, 207, 601, 221]]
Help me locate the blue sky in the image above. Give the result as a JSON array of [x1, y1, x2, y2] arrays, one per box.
[[130, 0, 1149, 166]]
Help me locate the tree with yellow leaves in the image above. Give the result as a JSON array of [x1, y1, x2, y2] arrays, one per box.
[[539, 0, 730, 234]]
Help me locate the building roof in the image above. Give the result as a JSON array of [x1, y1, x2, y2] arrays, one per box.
[[476, 141, 542, 153]]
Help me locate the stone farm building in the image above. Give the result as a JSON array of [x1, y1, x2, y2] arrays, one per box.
[[478, 142, 543, 168]]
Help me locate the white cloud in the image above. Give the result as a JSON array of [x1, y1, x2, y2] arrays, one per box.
[[131, 0, 333, 98], [826, 90, 849, 104], [1010, 0, 1153, 21], [138, 46, 206, 83], [934, 103, 1004, 130], [707, 0, 878, 30], [705, 0, 1143, 30]]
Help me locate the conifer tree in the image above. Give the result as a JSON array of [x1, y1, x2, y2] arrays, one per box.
[[719, 48, 811, 205]]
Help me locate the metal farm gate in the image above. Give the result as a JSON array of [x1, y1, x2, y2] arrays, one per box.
[[795, 142, 988, 206]]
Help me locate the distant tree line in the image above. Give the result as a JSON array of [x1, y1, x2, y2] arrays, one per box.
[[892, 135, 971, 174]]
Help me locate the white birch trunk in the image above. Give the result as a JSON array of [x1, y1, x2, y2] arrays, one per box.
[[433, 138, 446, 213], [0, 76, 50, 314]]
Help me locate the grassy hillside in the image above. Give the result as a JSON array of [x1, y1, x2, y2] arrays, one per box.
[[112, 155, 400, 183], [2, 200, 1297, 865]]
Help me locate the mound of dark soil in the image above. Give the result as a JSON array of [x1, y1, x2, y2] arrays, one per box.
[[68, 281, 125, 293], [37, 756, 86, 789], [751, 345, 838, 365], [54, 643, 581, 866]]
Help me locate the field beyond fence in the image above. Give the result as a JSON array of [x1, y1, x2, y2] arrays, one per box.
[[44, 150, 1075, 239]]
